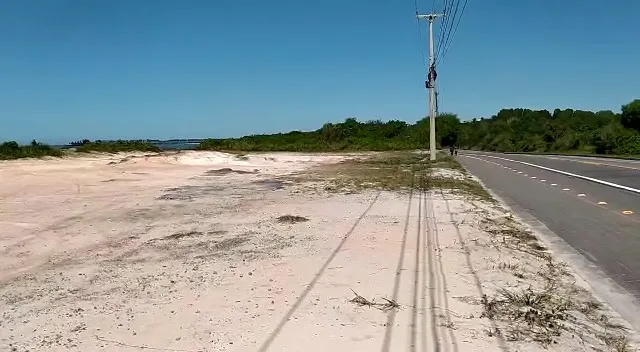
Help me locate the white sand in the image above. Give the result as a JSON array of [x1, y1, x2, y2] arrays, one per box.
[[0, 151, 636, 351]]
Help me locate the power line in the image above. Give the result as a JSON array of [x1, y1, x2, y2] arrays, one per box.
[[435, 0, 453, 60], [437, 0, 469, 64], [437, 0, 460, 62], [440, 0, 468, 61]]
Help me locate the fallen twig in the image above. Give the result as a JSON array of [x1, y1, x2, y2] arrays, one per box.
[[349, 290, 401, 311], [95, 336, 205, 352]]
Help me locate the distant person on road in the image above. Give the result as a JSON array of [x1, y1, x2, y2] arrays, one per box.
[[449, 146, 454, 156]]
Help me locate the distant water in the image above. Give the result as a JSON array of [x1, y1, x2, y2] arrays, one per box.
[[55, 141, 201, 151]]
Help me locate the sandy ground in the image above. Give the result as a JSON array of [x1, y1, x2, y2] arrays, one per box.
[[0, 151, 637, 351]]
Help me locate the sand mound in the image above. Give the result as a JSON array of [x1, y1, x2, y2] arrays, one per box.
[[167, 151, 247, 166]]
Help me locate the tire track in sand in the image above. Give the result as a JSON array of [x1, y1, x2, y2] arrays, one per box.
[[380, 173, 416, 352]]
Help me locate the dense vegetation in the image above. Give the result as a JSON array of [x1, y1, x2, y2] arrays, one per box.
[[76, 140, 161, 153], [200, 116, 438, 151], [199, 99, 640, 156], [0, 140, 63, 160], [462, 99, 640, 155]]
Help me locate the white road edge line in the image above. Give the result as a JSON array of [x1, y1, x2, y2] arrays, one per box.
[[481, 154, 640, 195], [578, 248, 598, 262]]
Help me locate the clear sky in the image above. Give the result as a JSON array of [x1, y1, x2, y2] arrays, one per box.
[[1, 0, 639, 143]]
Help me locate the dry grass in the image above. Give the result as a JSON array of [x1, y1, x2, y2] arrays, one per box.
[[481, 283, 571, 345], [424, 175, 493, 202], [602, 333, 632, 352], [479, 214, 633, 349], [290, 151, 491, 201]]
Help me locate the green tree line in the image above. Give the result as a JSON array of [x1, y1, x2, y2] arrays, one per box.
[[199, 99, 640, 155], [461, 100, 640, 155], [196, 114, 467, 152]]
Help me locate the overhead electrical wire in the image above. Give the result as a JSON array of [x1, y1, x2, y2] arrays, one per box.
[[436, 0, 469, 64], [435, 0, 455, 61], [435, 0, 453, 61]]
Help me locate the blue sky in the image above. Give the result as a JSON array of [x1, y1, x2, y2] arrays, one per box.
[[1, 0, 639, 143]]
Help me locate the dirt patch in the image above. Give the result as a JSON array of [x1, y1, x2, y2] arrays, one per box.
[[276, 215, 309, 224], [161, 230, 205, 240], [156, 184, 227, 201], [100, 178, 140, 183], [106, 156, 133, 165], [204, 168, 257, 176], [252, 179, 288, 190]]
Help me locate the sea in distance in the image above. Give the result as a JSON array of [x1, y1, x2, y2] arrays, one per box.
[[57, 139, 202, 151]]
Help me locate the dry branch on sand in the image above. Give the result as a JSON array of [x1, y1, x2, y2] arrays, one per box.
[[348, 289, 400, 312]]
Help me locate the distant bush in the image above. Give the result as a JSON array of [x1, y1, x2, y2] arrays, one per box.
[[76, 140, 161, 153], [0, 140, 63, 160]]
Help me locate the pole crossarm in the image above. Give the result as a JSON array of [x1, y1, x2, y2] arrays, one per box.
[[416, 14, 445, 20]]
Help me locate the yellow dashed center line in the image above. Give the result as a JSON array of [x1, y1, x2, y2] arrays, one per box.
[[483, 156, 636, 217]]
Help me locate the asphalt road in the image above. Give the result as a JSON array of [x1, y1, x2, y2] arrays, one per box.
[[458, 152, 640, 307]]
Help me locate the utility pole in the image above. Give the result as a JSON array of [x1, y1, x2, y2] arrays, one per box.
[[417, 13, 443, 161]]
